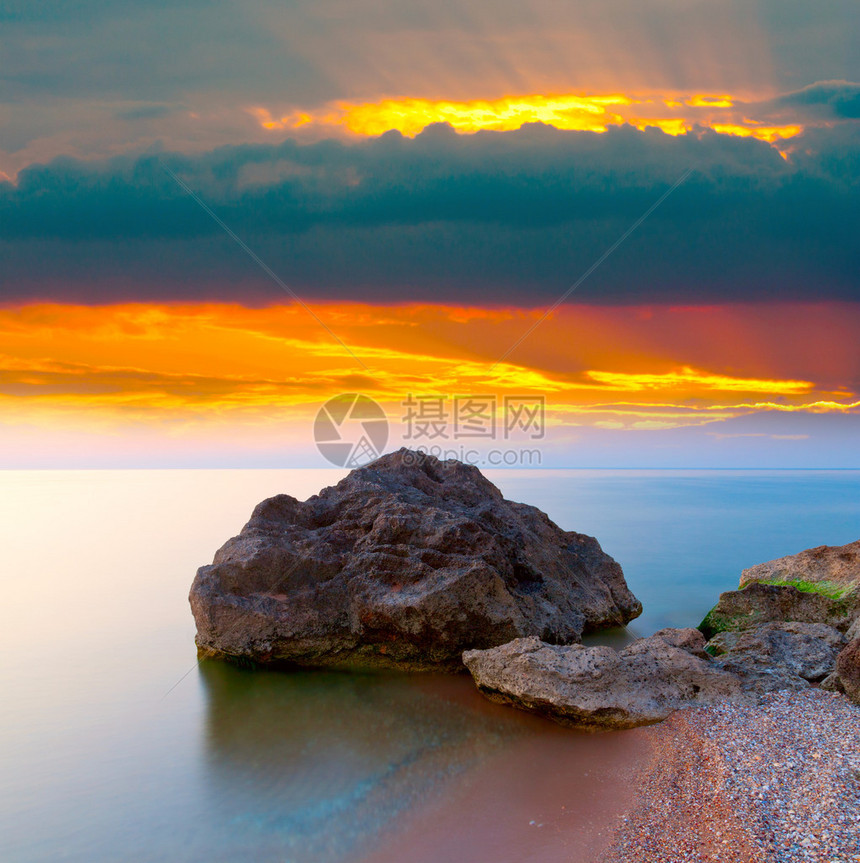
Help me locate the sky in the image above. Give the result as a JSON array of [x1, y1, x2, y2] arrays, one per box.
[[1, 0, 859, 467]]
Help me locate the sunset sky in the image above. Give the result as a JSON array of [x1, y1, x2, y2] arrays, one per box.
[[2, 0, 859, 467]]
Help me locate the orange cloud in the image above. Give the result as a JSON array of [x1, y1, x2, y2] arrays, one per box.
[[687, 95, 734, 108], [585, 367, 813, 394], [249, 91, 807, 148], [338, 94, 634, 137], [0, 301, 857, 448], [710, 122, 804, 143], [250, 94, 634, 137]]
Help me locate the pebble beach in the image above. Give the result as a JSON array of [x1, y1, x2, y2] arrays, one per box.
[[603, 690, 860, 863]]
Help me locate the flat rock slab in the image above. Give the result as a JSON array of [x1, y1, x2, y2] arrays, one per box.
[[462, 629, 747, 730], [190, 450, 641, 670]]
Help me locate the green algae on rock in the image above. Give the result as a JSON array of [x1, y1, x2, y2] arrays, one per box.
[[699, 540, 860, 640], [739, 539, 860, 593], [698, 582, 857, 639]]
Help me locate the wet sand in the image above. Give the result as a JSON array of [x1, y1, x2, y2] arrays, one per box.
[[359, 673, 649, 863]]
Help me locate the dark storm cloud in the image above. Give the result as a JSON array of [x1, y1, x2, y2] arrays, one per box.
[[766, 81, 860, 120], [1, 122, 859, 305]]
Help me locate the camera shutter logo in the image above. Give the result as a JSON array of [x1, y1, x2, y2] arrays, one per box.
[[314, 393, 389, 467]]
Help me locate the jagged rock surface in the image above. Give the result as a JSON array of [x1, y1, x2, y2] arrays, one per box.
[[461, 629, 747, 730], [739, 539, 860, 591], [833, 638, 860, 705], [463, 622, 851, 729], [699, 582, 859, 639], [465, 542, 860, 730], [190, 450, 642, 670], [701, 541, 860, 640], [707, 622, 846, 694]]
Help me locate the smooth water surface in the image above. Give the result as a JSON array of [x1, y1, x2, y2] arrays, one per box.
[[1, 469, 858, 862]]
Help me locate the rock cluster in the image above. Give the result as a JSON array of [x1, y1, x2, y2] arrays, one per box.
[[463, 542, 860, 728], [190, 449, 642, 670], [707, 622, 845, 694], [190, 454, 860, 726], [462, 621, 849, 729], [698, 539, 860, 708]]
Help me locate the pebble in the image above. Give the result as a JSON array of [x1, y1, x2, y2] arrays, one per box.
[[601, 690, 860, 862]]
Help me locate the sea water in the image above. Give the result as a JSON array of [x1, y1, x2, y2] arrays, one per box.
[[1, 469, 858, 862]]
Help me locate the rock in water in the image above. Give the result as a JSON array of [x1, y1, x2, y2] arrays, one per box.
[[189, 450, 642, 670], [462, 629, 746, 730]]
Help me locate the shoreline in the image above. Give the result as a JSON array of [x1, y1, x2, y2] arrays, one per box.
[[357, 687, 860, 863], [358, 689, 650, 863], [601, 690, 860, 863]]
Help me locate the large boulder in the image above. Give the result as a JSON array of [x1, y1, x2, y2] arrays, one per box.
[[706, 622, 846, 693], [461, 629, 746, 730], [190, 450, 642, 670]]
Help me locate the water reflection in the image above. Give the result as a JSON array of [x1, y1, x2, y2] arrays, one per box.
[[3, 469, 858, 863], [199, 662, 528, 862]]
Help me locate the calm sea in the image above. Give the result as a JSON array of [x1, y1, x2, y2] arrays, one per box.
[[1, 469, 858, 862]]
